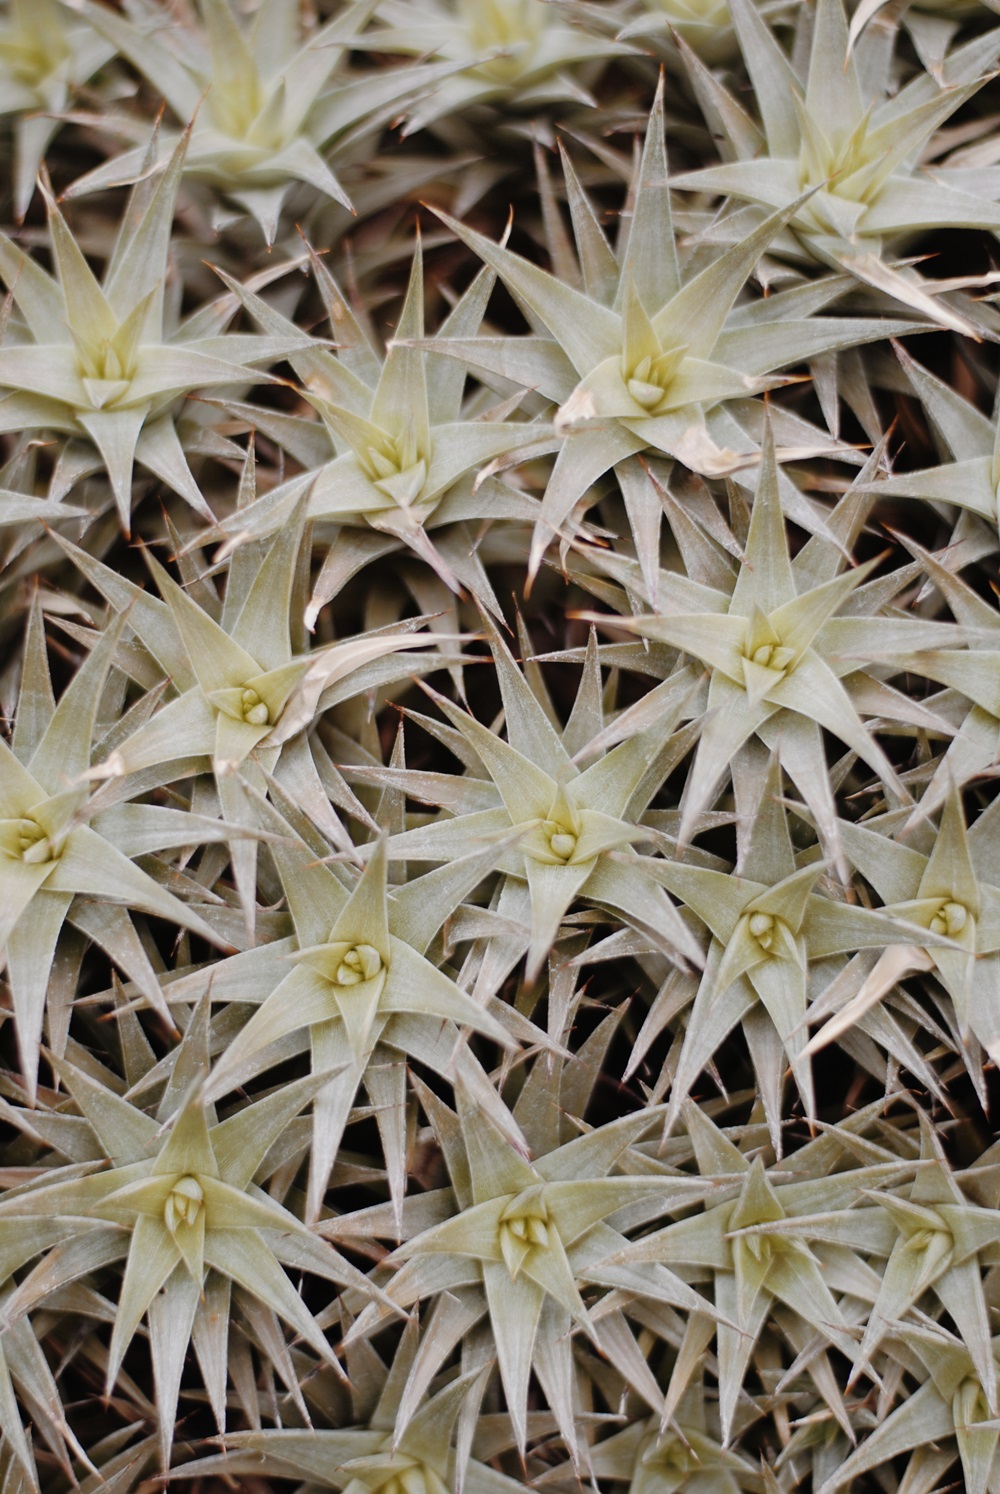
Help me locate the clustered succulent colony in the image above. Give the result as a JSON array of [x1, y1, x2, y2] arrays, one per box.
[[4, 0, 1000, 1489]]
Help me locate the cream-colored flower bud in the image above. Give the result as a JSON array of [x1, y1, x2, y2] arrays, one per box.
[[378, 1465, 449, 1494], [499, 1193, 551, 1278], [930, 900, 967, 937], [240, 688, 270, 726], [543, 820, 578, 862], [750, 642, 794, 672], [20, 823, 55, 864], [748, 911, 776, 950], [335, 944, 385, 986], [164, 1175, 204, 1235], [627, 355, 665, 410]]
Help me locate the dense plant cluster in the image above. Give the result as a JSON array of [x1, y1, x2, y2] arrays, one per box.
[[4, 0, 1000, 1488]]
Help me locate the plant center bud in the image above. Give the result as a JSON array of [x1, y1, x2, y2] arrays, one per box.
[[748, 911, 776, 951], [499, 1193, 551, 1279], [954, 1376, 991, 1433], [1, 817, 60, 865], [642, 1431, 701, 1477], [627, 355, 667, 411], [362, 425, 429, 509], [164, 1175, 204, 1236], [240, 688, 270, 726], [747, 642, 795, 672], [542, 820, 578, 862], [7, 26, 71, 88], [464, 0, 547, 81], [930, 900, 968, 937], [376, 1465, 449, 1494], [334, 944, 385, 986]]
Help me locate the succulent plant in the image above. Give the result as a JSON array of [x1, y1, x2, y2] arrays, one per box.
[[0, 1, 999, 1488], [56, 494, 453, 933], [62, 0, 456, 242], [365, 0, 623, 133], [204, 821, 523, 1223], [173, 1364, 527, 1492], [360, 613, 704, 983], [207, 240, 547, 611], [577, 431, 970, 865], [0, 0, 114, 221], [337, 1080, 716, 1454], [0, 1002, 406, 1470], [672, 0, 1000, 330], [0, 135, 314, 528], [423, 84, 928, 584]]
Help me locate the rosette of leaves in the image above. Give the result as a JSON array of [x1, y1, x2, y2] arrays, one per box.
[[805, 790, 1000, 1074], [0, 1006, 394, 1472], [0, 599, 250, 1098], [602, 1102, 915, 1445], [203, 800, 531, 1224], [637, 755, 956, 1144], [754, 1113, 1000, 1414], [169, 1366, 526, 1493], [564, 1393, 763, 1492], [57, 492, 453, 933], [63, 0, 455, 242], [671, 0, 1000, 331], [614, 0, 787, 65], [0, 0, 114, 221], [816, 1321, 1000, 1494], [336, 1079, 718, 1456], [0, 134, 314, 530], [356, 612, 704, 983], [424, 83, 927, 584], [576, 430, 970, 864], [204, 238, 547, 615], [364, 0, 623, 134]]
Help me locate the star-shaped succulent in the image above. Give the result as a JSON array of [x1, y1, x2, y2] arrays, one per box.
[[361, 613, 704, 983], [806, 789, 1000, 1066], [365, 0, 624, 134], [63, 0, 454, 242], [337, 1082, 716, 1454], [0, 1008, 393, 1471], [0, 603, 238, 1097], [206, 239, 546, 610], [614, 0, 792, 68], [603, 1102, 914, 1444], [642, 756, 957, 1143], [577, 429, 970, 864], [0, 0, 114, 221], [171, 1365, 525, 1493], [702, 1106, 1000, 1431], [58, 496, 452, 934], [0, 135, 313, 529], [670, 0, 1000, 331], [816, 1321, 1000, 1494], [570, 1394, 765, 1492], [423, 83, 925, 582], [204, 803, 524, 1224]]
